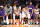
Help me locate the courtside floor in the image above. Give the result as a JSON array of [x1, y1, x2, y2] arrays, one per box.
[[0, 25, 40, 27], [0, 19, 40, 27]]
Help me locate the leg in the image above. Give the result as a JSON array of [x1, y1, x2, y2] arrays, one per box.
[[31, 15, 33, 24], [35, 14, 37, 24], [22, 17, 24, 24], [33, 13, 35, 20], [0, 17, 1, 25], [8, 14, 12, 19], [33, 13, 35, 24]]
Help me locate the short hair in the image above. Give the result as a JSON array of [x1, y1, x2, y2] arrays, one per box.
[[30, 2, 32, 3]]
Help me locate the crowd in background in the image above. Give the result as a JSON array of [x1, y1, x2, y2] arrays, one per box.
[[0, 0, 40, 7]]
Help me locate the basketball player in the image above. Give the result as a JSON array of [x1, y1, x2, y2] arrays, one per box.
[[22, 8, 25, 24], [4, 3, 12, 24], [25, 6, 30, 24], [22, 6, 30, 24], [28, 2, 35, 24], [34, 6, 39, 24], [0, 6, 5, 25], [22, 8, 25, 19], [13, 6, 21, 24]]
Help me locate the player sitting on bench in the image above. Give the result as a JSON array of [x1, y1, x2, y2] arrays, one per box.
[[22, 6, 30, 24], [0, 6, 5, 25], [34, 5, 39, 24], [13, 6, 21, 24]]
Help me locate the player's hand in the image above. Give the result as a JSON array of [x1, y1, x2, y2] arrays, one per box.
[[31, 14, 32, 17], [16, 13, 19, 16], [5, 14, 8, 16], [29, 12, 31, 14], [4, 20, 6, 23]]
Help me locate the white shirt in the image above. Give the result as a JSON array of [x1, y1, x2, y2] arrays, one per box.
[[4, 6, 12, 14], [22, 11, 26, 17], [13, 6, 16, 10], [25, 9, 29, 14], [35, 9, 39, 14], [15, 9, 19, 14]]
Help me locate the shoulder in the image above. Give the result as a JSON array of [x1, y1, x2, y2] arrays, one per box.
[[9, 6, 12, 9], [4, 6, 7, 9], [38, 8, 39, 10]]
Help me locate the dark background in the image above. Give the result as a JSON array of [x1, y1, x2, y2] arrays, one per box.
[[0, 0, 40, 8]]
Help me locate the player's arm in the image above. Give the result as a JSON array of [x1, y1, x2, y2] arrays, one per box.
[[38, 9, 39, 12], [10, 6, 12, 14], [4, 7, 8, 16], [31, 9, 33, 16], [1, 10, 5, 16], [32, 9, 33, 14], [32, 6, 35, 16], [34, 9, 35, 13], [28, 9, 29, 11], [19, 9, 21, 13], [38, 9, 39, 15], [32, 5, 35, 14]]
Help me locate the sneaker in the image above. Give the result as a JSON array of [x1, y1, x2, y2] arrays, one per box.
[[36, 21, 38, 24]]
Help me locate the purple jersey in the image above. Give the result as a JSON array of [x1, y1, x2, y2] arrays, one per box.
[[28, 5, 35, 20], [0, 9, 5, 20], [0, 9, 5, 16], [28, 5, 34, 13]]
